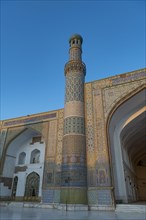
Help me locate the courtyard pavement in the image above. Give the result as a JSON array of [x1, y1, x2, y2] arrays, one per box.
[[0, 206, 146, 220]]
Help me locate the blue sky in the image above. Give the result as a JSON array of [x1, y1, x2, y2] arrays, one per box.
[[1, 0, 145, 120]]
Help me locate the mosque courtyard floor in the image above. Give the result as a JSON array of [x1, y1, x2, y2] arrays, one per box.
[[0, 206, 146, 220]]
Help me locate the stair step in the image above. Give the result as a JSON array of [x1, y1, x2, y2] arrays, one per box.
[[116, 204, 146, 212]]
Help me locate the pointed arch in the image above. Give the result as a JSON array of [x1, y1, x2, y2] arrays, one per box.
[[18, 152, 26, 165], [2, 127, 44, 177], [24, 172, 40, 200], [106, 87, 146, 203], [30, 149, 40, 164]]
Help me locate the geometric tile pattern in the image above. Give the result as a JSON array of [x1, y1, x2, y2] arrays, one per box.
[[84, 83, 95, 164], [88, 190, 98, 204], [61, 164, 87, 187], [54, 189, 60, 203], [65, 75, 84, 103], [55, 109, 64, 166], [97, 190, 112, 205], [64, 61, 86, 76], [103, 78, 146, 119], [64, 117, 85, 135], [88, 189, 112, 205], [42, 189, 54, 203]]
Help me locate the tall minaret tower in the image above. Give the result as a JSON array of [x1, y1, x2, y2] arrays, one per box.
[[61, 34, 87, 204]]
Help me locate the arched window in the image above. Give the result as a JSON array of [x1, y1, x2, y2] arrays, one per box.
[[18, 152, 26, 164], [30, 149, 40, 164]]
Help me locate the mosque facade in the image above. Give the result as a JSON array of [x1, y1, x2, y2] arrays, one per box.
[[0, 34, 146, 209]]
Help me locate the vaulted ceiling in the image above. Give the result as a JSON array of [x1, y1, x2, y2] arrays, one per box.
[[109, 88, 146, 170], [120, 110, 146, 167]]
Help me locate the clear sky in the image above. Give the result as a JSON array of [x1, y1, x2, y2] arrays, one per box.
[[1, 0, 145, 120]]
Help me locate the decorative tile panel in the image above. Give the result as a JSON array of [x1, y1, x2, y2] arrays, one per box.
[[65, 75, 84, 103], [88, 190, 98, 204], [84, 83, 95, 167], [61, 164, 87, 187], [42, 189, 54, 203], [97, 190, 112, 205], [46, 120, 57, 158], [55, 109, 64, 166], [64, 61, 86, 76], [54, 190, 60, 203], [88, 189, 112, 205], [103, 79, 146, 119], [64, 117, 85, 135]]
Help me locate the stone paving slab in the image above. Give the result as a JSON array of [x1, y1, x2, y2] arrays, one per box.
[[0, 207, 146, 220]]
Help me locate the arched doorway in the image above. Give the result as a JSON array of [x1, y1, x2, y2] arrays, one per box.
[[24, 172, 40, 201], [108, 88, 146, 204]]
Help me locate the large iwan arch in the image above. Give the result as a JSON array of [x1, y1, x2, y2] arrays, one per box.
[[108, 88, 146, 204]]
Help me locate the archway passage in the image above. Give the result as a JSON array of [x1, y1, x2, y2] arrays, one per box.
[[108, 88, 146, 204], [24, 172, 40, 201], [121, 110, 146, 202]]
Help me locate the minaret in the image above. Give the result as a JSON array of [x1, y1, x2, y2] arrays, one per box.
[[61, 34, 87, 204]]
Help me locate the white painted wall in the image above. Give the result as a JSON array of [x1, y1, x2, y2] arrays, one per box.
[[2, 130, 46, 199], [13, 139, 45, 197], [0, 183, 11, 197]]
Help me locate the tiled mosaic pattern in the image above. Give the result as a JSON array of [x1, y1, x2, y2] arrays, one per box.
[[54, 189, 60, 203], [65, 75, 84, 103], [88, 190, 98, 204], [64, 61, 86, 76], [43, 161, 55, 187], [112, 69, 146, 85], [61, 39, 87, 203], [103, 78, 146, 119], [64, 117, 85, 135], [55, 110, 63, 166], [42, 189, 60, 203], [88, 189, 112, 205], [46, 120, 57, 158], [92, 88, 111, 187], [42, 189, 54, 203], [97, 190, 112, 205], [62, 133, 87, 187], [85, 84, 95, 157], [61, 164, 87, 187]]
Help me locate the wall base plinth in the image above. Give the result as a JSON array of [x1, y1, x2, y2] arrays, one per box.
[[60, 188, 87, 204]]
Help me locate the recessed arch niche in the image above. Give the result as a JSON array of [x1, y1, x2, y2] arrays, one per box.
[[2, 127, 45, 200], [108, 88, 146, 204]]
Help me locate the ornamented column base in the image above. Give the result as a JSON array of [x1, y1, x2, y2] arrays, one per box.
[[60, 187, 87, 204]]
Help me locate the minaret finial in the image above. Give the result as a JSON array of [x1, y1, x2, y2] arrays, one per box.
[[69, 34, 83, 61]]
